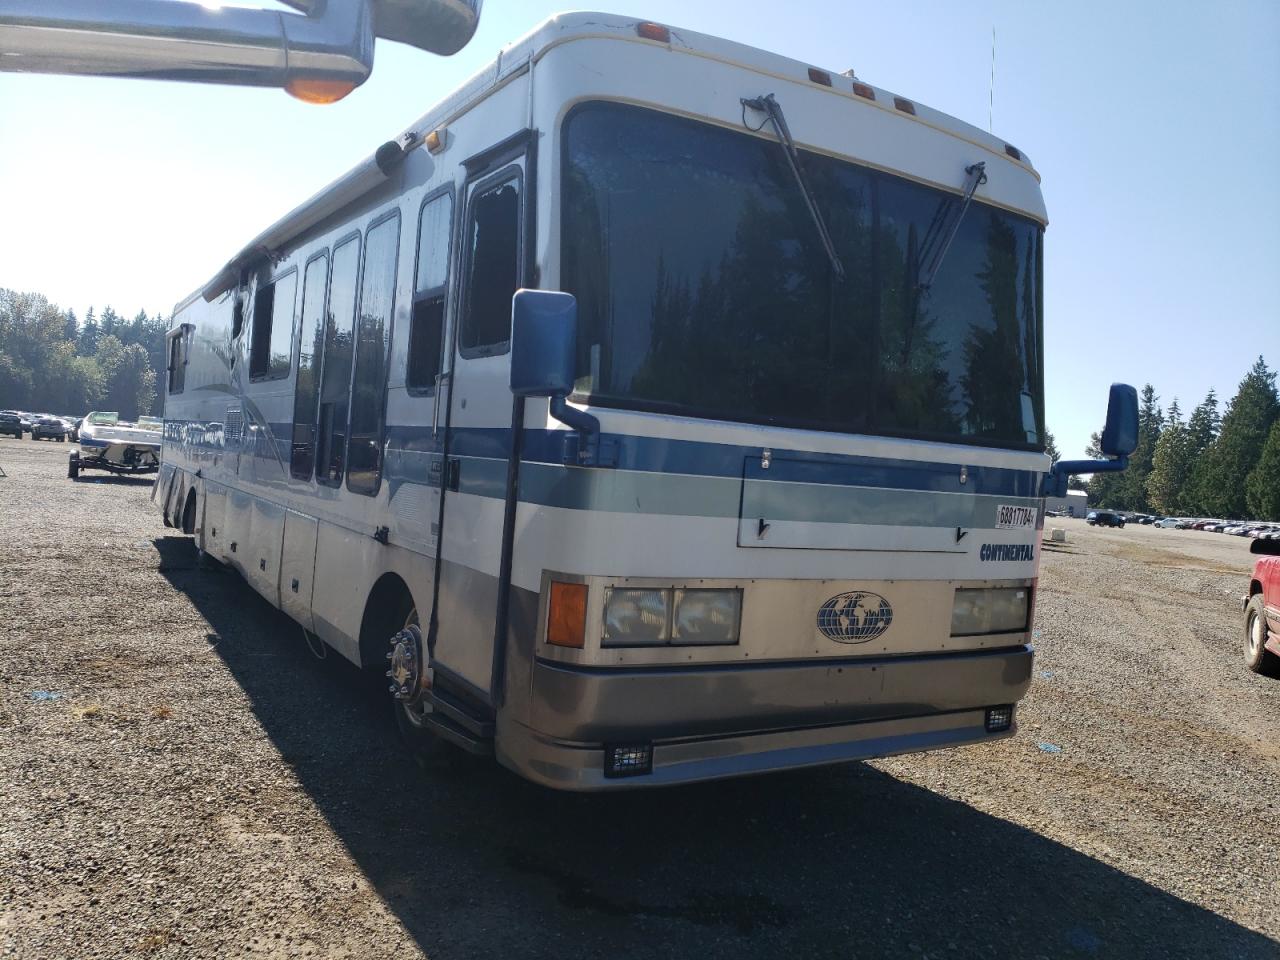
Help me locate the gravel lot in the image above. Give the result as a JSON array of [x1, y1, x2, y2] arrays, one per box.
[[1, 437, 1278, 959]]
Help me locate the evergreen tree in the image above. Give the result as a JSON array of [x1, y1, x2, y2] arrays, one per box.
[[78, 307, 99, 355], [1085, 431, 1124, 507], [1110, 384, 1161, 510], [99, 305, 121, 339], [1194, 357, 1278, 519], [1186, 389, 1221, 454], [63, 308, 78, 344], [1147, 399, 1193, 515], [1044, 431, 1061, 464], [1246, 420, 1280, 521]]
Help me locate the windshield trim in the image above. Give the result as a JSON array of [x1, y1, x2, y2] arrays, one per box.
[[558, 100, 1046, 456]]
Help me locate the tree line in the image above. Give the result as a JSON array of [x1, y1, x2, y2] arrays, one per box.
[[1085, 356, 1280, 521], [0, 289, 170, 421]]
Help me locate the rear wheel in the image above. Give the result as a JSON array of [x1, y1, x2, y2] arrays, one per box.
[[1245, 594, 1280, 677], [67, 452, 79, 480]]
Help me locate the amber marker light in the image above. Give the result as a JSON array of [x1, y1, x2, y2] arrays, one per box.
[[852, 82, 876, 101], [893, 96, 916, 115], [425, 128, 446, 154], [636, 21, 670, 43], [547, 581, 588, 648], [285, 78, 358, 104]]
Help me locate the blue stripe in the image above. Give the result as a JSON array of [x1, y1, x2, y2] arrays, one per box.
[[164, 417, 1042, 499], [383, 425, 1040, 498]]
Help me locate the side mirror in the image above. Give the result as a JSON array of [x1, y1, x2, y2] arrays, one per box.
[[510, 290, 577, 399], [1100, 383, 1139, 458], [0, 0, 480, 100]]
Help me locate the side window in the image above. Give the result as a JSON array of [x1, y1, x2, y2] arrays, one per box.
[[167, 329, 186, 395], [315, 236, 361, 487], [459, 175, 520, 356], [347, 213, 401, 495], [407, 191, 453, 390], [249, 271, 297, 381], [290, 253, 328, 480]]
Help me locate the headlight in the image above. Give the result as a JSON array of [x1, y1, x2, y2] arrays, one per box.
[[951, 587, 1029, 636], [602, 587, 743, 647], [672, 589, 741, 645], [603, 589, 670, 646]]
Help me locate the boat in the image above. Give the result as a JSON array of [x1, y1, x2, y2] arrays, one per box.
[[70, 411, 161, 479]]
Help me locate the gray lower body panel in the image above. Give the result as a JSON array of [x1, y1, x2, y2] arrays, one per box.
[[498, 645, 1033, 790]]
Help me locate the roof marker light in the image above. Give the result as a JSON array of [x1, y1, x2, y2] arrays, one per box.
[[1005, 144, 1023, 161], [893, 96, 916, 115], [852, 82, 875, 100], [636, 22, 670, 43], [425, 128, 445, 154], [807, 67, 832, 86]]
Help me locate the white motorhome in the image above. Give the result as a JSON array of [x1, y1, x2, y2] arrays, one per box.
[[158, 13, 1130, 789]]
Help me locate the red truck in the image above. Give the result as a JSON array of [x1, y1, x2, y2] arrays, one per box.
[[1245, 539, 1280, 676]]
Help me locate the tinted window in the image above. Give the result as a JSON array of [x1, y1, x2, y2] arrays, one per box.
[[290, 253, 328, 480], [347, 214, 400, 495], [407, 192, 453, 390], [249, 272, 297, 381], [459, 176, 520, 356], [561, 102, 1044, 449], [315, 236, 360, 486], [167, 331, 185, 395]]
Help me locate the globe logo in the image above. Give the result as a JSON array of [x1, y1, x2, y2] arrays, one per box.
[[816, 591, 894, 644]]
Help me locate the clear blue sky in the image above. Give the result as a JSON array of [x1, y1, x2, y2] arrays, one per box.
[[1, 1, 1276, 458]]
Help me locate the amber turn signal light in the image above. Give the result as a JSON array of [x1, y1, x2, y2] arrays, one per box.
[[547, 581, 588, 648], [285, 78, 358, 104]]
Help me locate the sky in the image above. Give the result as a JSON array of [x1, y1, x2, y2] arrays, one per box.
[[1, 0, 1277, 459]]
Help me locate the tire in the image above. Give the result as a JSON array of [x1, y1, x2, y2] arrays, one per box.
[[386, 601, 454, 769], [67, 453, 79, 480], [1245, 594, 1280, 677], [181, 493, 197, 536]]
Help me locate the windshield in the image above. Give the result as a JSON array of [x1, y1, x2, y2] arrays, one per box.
[[87, 412, 120, 426], [561, 102, 1045, 450]]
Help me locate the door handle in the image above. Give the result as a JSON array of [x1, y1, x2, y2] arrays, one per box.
[[432, 370, 451, 439]]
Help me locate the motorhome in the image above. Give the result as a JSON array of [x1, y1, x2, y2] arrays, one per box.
[[158, 13, 1133, 789]]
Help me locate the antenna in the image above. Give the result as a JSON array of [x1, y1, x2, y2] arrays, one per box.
[[989, 25, 996, 133]]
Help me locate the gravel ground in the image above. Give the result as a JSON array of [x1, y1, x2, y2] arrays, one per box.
[[1, 437, 1277, 959]]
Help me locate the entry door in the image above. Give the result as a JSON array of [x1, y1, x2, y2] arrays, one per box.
[[431, 144, 530, 700]]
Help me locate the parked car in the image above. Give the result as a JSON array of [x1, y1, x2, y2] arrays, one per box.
[[1154, 518, 1185, 529], [1087, 510, 1126, 528], [1244, 539, 1280, 677], [0, 411, 23, 439], [30, 415, 67, 441]]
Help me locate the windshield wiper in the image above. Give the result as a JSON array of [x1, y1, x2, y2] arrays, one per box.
[[741, 93, 845, 282], [917, 161, 987, 290]]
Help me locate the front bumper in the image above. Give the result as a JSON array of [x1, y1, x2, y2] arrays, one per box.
[[499, 645, 1034, 790]]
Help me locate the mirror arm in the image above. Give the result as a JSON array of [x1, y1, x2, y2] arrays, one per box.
[[1044, 456, 1128, 498], [549, 396, 616, 468]]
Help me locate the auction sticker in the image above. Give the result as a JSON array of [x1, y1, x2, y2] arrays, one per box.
[[995, 504, 1037, 529]]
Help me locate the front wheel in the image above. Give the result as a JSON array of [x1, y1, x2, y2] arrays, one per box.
[[387, 605, 454, 769], [1245, 594, 1280, 677]]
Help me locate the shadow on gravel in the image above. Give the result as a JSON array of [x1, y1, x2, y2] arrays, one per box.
[[71, 475, 155, 486], [153, 535, 1276, 960]]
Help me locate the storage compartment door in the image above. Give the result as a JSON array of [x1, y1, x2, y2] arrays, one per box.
[[280, 510, 319, 632], [246, 497, 286, 608]]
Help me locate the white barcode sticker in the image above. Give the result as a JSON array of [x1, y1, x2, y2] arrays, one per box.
[[996, 504, 1037, 529]]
